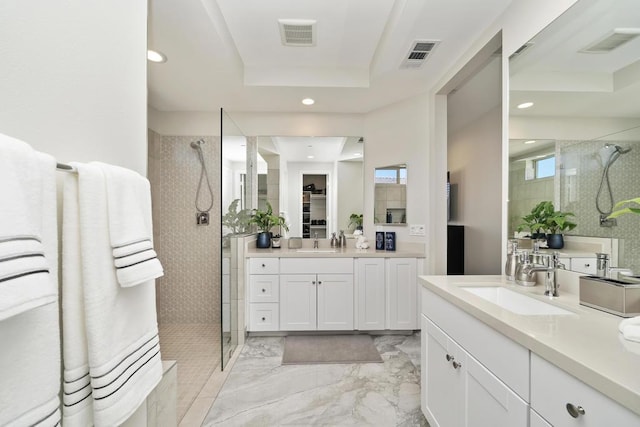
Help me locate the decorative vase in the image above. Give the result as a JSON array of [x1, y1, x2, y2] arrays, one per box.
[[256, 232, 272, 248], [547, 233, 564, 249]]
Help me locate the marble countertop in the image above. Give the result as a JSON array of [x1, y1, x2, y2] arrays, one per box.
[[419, 275, 640, 416]]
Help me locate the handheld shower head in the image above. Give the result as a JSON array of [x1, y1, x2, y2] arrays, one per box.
[[190, 139, 205, 149]]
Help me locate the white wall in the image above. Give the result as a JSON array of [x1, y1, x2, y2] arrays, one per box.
[[511, 116, 640, 141], [0, 0, 148, 175], [448, 107, 503, 274], [364, 94, 429, 244]]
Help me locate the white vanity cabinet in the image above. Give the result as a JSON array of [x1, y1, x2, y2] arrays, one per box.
[[387, 258, 417, 329], [356, 258, 386, 330], [421, 286, 530, 427], [279, 258, 354, 331], [422, 316, 528, 427], [248, 258, 280, 331], [531, 353, 640, 427]]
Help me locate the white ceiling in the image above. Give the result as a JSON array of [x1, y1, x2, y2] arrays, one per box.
[[147, 0, 513, 114]]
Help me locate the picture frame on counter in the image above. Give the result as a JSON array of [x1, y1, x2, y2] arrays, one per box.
[[385, 231, 396, 251], [376, 231, 385, 250]]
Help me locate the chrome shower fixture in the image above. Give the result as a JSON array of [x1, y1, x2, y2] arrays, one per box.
[[190, 139, 205, 149], [596, 143, 632, 227]]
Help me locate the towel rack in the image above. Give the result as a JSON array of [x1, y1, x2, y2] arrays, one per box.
[[56, 162, 77, 173]]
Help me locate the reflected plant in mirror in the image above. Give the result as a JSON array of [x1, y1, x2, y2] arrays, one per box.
[[374, 164, 407, 225], [508, 0, 640, 273]]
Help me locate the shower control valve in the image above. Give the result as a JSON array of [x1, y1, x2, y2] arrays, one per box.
[[197, 211, 210, 226]]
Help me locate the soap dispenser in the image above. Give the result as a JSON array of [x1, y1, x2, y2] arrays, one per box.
[[330, 232, 338, 248], [338, 230, 347, 248]]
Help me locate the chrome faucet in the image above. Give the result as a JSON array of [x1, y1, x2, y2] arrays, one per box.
[[313, 232, 319, 249], [515, 252, 564, 296]]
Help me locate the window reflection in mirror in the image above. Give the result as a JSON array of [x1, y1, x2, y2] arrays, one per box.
[[374, 164, 407, 225], [508, 0, 640, 273]]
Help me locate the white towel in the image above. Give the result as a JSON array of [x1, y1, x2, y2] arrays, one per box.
[[0, 135, 57, 320], [94, 162, 164, 287], [619, 316, 640, 343], [0, 133, 61, 426], [71, 162, 162, 426]]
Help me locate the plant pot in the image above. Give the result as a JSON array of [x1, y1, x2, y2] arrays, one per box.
[[546, 233, 564, 249], [256, 232, 272, 248]]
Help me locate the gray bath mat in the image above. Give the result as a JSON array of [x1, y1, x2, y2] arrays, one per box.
[[282, 335, 383, 365]]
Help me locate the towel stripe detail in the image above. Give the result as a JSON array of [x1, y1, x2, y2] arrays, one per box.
[[0, 268, 49, 283], [65, 372, 90, 384], [63, 390, 92, 408], [112, 238, 151, 250], [113, 248, 154, 260], [93, 342, 159, 390], [115, 256, 159, 270], [0, 235, 41, 244], [92, 334, 158, 380], [0, 252, 45, 263], [29, 405, 60, 427], [63, 371, 92, 407], [93, 349, 160, 401]]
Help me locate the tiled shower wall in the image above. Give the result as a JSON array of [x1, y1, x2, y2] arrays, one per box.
[[148, 130, 221, 323], [557, 139, 640, 272]]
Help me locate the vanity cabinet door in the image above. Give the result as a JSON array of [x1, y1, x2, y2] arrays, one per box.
[[280, 274, 317, 330], [387, 258, 417, 329], [531, 353, 640, 426], [316, 274, 353, 330], [356, 258, 385, 330]]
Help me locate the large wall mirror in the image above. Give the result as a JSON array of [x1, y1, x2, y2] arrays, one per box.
[[222, 135, 364, 238], [374, 164, 407, 225], [508, 0, 640, 273]]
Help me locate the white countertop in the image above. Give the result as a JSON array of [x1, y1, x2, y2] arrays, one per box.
[[419, 275, 640, 416], [246, 245, 425, 258]]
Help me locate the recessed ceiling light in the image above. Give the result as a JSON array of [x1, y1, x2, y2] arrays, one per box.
[[147, 49, 167, 63], [307, 155, 315, 159], [302, 98, 315, 106], [524, 140, 536, 144], [517, 102, 534, 109]]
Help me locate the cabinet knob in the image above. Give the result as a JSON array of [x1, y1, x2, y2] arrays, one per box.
[[261, 288, 266, 292], [452, 361, 462, 369], [318, 281, 322, 285], [261, 317, 266, 321], [312, 280, 316, 285], [566, 403, 585, 418], [261, 263, 265, 267], [445, 354, 454, 362]]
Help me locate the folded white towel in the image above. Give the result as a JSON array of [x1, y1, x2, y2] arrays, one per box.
[[619, 316, 640, 343], [72, 162, 162, 426], [0, 133, 60, 426], [94, 162, 164, 287], [0, 135, 57, 320]]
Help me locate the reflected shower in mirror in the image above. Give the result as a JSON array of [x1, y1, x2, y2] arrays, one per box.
[[508, 0, 640, 273], [374, 164, 407, 225]]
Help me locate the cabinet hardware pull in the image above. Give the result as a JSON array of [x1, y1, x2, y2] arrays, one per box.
[[318, 281, 322, 285], [312, 280, 316, 285], [261, 317, 266, 321], [261, 263, 265, 267], [452, 361, 462, 369], [262, 288, 266, 292], [584, 264, 590, 267], [446, 354, 454, 362], [566, 403, 585, 418]]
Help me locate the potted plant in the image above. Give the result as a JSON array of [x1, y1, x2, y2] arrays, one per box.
[[248, 202, 289, 248], [545, 208, 577, 249], [516, 201, 554, 239], [607, 197, 640, 219], [349, 213, 363, 231], [222, 199, 251, 235]]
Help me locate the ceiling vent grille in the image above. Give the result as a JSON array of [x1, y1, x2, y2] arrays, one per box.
[[278, 19, 316, 47], [401, 40, 440, 69], [580, 28, 640, 53]]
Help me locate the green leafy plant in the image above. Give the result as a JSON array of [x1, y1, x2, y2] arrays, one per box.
[[516, 201, 554, 236], [248, 202, 289, 234], [607, 197, 640, 219], [222, 199, 251, 235], [545, 209, 577, 234], [349, 213, 363, 230]]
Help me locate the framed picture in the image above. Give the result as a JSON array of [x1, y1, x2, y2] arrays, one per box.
[[375, 232, 385, 250], [385, 231, 396, 251]]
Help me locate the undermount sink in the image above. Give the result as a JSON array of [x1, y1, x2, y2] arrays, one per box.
[[461, 286, 574, 316], [295, 249, 337, 253]]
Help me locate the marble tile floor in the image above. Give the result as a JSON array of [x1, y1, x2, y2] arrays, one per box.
[[203, 333, 428, 426]]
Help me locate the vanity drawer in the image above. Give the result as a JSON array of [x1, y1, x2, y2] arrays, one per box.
[[570, 257, 596, 275], [249, 303, 279, 331], [249, 275, 279, 303], [249, 258, 279, 274], [280, 258, 353, 274], [531, 353, 639, 426]]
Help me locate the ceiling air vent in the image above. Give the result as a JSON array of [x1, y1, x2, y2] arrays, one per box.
[[401, 40, 439, 69], [580, 28, 640, 53], [278, 19, 316, 47]]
